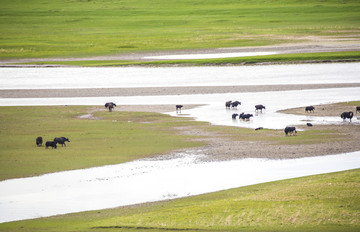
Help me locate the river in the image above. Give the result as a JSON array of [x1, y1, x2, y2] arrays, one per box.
[[0, 62, 359, 223]]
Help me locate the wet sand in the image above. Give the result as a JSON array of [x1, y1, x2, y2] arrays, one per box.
[[1, 83, 360, 98]]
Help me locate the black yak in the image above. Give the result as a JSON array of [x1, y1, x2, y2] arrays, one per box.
[[105, 102, 116, 112], [225, 101, 232, 109], [45, 141, 57, 149], [231, 101, 241, 108], [239, 113, 253, 120], [54, 137, 70, 147], [284, 126, 297, 136], [36, 136, 43, 147], [341, 112, 354, 122], [255, 105, 266, 113], [305, 106, 315, 113], [176, 105, 183, 113]]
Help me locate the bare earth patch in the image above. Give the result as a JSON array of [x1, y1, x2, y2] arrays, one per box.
[[79, 101, 360, 161], [278, 102, 360, 117], [174, 123, 360, 161]]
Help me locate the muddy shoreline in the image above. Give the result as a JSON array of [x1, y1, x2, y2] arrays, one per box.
[[2, 83, 360, 98], [1, 42, 360, 67]]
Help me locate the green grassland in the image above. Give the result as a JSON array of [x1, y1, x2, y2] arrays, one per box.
[[1, 168, 359, 232], [1, 0, 360, 59], [0, 106, 206, 181]]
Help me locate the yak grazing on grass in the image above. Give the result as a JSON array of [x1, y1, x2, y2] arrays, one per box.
[[284, 126, 297, 136], [54, 137, 70, 147], [46, 141, 57, 149], [105, 102, 116, 112], [36, 136, 43, 147]]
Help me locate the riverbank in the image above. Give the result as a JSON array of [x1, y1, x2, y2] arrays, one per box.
[[1, 44, 360, 67], [78, 100, 360, 161], [2, 83, 360, 98]]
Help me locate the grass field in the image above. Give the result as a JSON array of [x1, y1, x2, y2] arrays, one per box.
[[0, 106, 205, 181], [1, 0, 360, 59], [1, 168, 359, 231]]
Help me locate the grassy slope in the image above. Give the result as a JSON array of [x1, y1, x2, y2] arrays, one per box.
[[0, 106, 205, 181], [1, 169, 359, 232], [1, 0, 360, 59]]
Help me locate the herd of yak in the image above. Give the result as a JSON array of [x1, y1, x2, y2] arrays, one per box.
[[225, 100, 359, 136], [36, 102, 360, 147], [36, 136, 70, 149]]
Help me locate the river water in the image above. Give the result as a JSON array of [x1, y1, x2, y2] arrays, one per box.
[[0, 63, 359, 89], [0, 63, 360, 223]]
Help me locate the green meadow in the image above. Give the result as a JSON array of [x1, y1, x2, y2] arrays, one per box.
[[1, 0, 360, 59], [1, 169, 359, 232], [0, 106, 205, 181]]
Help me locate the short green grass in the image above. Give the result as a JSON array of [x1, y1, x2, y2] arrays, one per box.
[[0, 106, 205, 181], [340, 101, 360, 107], [1, 169, 359, 232], [1, 0, 360, 59]]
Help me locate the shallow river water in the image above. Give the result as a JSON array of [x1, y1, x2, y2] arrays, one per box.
[[0, 63, 360, 223], [1, 151, 360, 223]]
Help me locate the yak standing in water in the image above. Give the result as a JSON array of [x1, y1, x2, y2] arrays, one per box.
[[105, 102, 116, 112], [176, 105, 183, 113], [341, 112, 354, 122], [231, 101, 241, 109], [225, 101, 232, 109], [239, 112, 253, 120], [255, 104, 266, 113]]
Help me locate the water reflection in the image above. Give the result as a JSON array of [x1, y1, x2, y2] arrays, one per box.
[[1, 151, 359, 223]]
